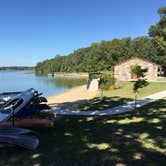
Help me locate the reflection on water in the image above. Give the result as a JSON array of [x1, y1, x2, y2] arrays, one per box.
[[0, 70, 87, 97], [47, 77, 87, 89]]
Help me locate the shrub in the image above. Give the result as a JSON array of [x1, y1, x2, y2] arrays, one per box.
[[99, 74, 115, 90], [109, 85, 116, 90]]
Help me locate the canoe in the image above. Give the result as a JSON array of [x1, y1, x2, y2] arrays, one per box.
[[0, 118, 54, 128]]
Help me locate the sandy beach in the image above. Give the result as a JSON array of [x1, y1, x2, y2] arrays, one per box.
[[47, 85, 97, 110]]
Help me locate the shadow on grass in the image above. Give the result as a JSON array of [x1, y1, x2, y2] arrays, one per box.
[[79, 96, 132, 111], [49, 96, 133, 111], [0, 99, 166, 165]]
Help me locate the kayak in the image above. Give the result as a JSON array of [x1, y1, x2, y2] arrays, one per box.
[[0, 89, 34, 122], [0, 88, 49, 121], [0, 126, 39, 150], [0, 89, 33, 108], [14, 103, 50, 118], [0, 118, 54, 128], [0, 89, 47, 108], [39, 110, 55, 118], [0, 134, 39, 150], [0, 126, 35, 135]]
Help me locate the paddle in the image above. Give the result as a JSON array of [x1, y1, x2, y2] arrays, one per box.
[[0, 134, 39, 150]]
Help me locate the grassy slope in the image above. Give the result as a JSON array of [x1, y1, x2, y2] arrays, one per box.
[[80, 81, 166, 111], [102, 81, 166, 99], [0, 98, 166, 166]]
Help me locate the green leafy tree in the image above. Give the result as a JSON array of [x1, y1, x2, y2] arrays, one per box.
[[98, 74, 115, 100], [157, 7, 166, 18], [99, 75, 106, 100], [131, 65, 149, 110], [148, 7, 166, 71]]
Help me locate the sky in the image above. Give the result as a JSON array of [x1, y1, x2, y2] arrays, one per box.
[[0, 0, 165, 66]]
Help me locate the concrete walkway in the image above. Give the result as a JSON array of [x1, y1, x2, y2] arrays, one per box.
[[51, 90, 166, 116]]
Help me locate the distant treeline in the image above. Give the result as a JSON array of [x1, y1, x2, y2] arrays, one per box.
[[0, 66, 35, 71], [36, 7, 166, 75]]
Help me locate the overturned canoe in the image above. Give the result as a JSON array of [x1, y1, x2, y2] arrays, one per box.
[[0, 118, 54, 128]]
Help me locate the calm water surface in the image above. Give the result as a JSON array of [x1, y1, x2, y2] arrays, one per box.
[[0, 70, 86, 97]]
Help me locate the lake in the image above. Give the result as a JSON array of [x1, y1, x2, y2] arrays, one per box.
[[0, 70, 87, 97]]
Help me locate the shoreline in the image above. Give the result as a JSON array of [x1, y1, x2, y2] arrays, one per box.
[[48, 72, 88, 78], [47, 85, 97, 110]]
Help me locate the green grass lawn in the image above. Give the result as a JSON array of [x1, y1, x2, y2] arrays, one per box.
[[79, 96, 132, 111], [0, 98, 166, 166], [79, 81, 166, 111], [102, 81, 166, 99]]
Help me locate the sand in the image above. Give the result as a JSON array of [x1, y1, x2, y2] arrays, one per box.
[[47, 85, 97, 110]]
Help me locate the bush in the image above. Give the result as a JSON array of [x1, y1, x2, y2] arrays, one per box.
[[99, 74, 115, 90], [89, 72, 102, 79], [109, 85, 116, 90]]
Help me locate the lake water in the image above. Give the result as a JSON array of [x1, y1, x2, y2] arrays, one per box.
[[0, 70, 87, 97]]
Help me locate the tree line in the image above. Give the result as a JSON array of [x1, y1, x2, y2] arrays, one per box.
[[36, 7, 166, 75], [0, 66, 35, 71]]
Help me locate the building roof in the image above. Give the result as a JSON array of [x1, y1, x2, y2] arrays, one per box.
[[114, 57, 161, 68]]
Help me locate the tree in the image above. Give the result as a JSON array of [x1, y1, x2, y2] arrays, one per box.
[[148, 7, 166, 73], [99, 75, 106, 100], [131, 65, 149, 110], [157, 7, 166, 18]]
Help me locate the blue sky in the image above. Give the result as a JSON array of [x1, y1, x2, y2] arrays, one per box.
[[0, 0, 165, 66]]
